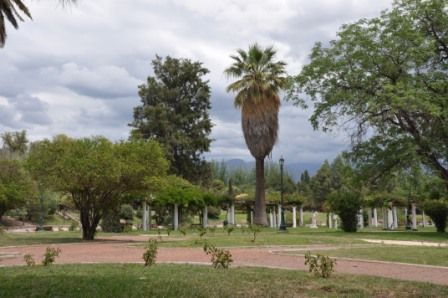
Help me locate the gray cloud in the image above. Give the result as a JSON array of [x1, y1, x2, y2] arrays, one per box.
[[0, 0, 393, 165]]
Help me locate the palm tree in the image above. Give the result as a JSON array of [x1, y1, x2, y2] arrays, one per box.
[[0, 0, 75, 47], [225, 44, 287, 226]]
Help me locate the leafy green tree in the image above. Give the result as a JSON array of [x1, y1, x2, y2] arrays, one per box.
[[0, 159, 34, 219], [289, 0, 448, 189], [26, 136, 168, 240], [130, 56, 213, 184], [224, 44, 288, 225], [1, 130, 28, 158], [309, 161, 333, 209]]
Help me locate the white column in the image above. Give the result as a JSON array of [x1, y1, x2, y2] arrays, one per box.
[[411, 203, 417, 230], [250, 210, 254, 225], [277, 205, 282, 227], [173, 204, 179, 230], [203, 206, 208, 228], [387, 208, 394, 230], [373, 208, 378, 227], [358, 208, 364, 229], [334, 215, 338, 229], [392, 206, 398, 229], [269, 209, 274, 228], [142, 201, 148, 231], [367, 208, 372, 227], [422, 211, 427, 227], [299, 206, 304, 226], [328, 212, 333, 228], [292, 206, 297, 228], [382, 208, 387, 229], [231, 204, 235, 225]]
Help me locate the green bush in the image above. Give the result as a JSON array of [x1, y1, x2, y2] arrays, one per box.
[[142, 239, 158, 267], [207, 206, 221, 219], [304, 251, 336, 278], [120, 204, 134, 221], [203, 243, 233, 269], [328, 191, 361, 232], [42, 247, 61, 266], [249, 224, 261, 242], [423, 200, 448, 233], [101, 209, 122, 233]]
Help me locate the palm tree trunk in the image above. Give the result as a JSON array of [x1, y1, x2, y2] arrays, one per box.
[[254, 157, 268, 226]]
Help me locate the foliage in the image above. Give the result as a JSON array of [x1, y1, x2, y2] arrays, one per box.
[[304, 252, 336, 278], [26, 136, 168, 240], [225, 44, 288, 226], [0, 159, 35, 219], [423, 200, 448, 232], [288, 0, 448, 189], [1, 130, 28, 158], [23, 254, 35, 266], [197, 227, 207, 239], [203, 243, 233, 269], [130, 56, 212, 184], [100, 208, 122, 233], [143, 239, 158, 267], [206, 206, 221, 219], [225, 226, 234, 236], [120, 204, 134, 221], [327, 191, 361, 232], [179, 227, 187, 236], [42, 247, 61, 266], [310, 161, 333, 209], [152, 175, 202, 208], [249, 224, 261, 242]]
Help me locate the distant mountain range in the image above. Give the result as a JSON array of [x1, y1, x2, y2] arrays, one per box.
[[222, 159, 320, 182]]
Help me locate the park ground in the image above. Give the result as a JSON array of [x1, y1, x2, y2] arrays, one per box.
[[1, 225, 448, 297]]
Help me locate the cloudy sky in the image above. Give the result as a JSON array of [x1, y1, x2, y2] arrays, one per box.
[[0, 0, 393, 165]]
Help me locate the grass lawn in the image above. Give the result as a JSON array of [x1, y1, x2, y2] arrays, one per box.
[[0, 264, 447, 298], [285, 245, 448, 267], [0, 231, 82, 247]]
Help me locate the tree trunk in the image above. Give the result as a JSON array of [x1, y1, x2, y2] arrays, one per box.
[[254, 157, 268, 226], [80, 208, 100, 240]]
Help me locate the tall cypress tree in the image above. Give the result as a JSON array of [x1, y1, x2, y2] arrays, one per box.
[[130, 56, 213, 184]]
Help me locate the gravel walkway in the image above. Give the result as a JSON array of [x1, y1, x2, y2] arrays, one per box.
[[1, 241, 448, 286]]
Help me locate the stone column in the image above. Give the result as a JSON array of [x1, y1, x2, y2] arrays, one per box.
[[299, 206, 304, 226], [328, 212, 333, 229], [383, 208, 388, 229], [367, 208, 372, 227], [334, 215, 338, 229], [373, 208, 378, 227], [422, 211, 427, 228], [411, 203, 417, 230], [387, 208, 394, 230], [358, 208, 364, 229], [392, 206, 398, 229], [230, 203, 235, 225], [277, 205, 282, 227], [269, 209, 274, 228], [142, 201, 148, 231], [250, 210, 254, 225], [203, 206, 208, 228], [173, 204, 179, 230], [292, 206, 297, 228]]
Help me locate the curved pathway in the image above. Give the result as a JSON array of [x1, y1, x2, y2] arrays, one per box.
[[1, 239, 448, 286]]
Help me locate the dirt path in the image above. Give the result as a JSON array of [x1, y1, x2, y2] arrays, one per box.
[[1, 241, 448, 286]]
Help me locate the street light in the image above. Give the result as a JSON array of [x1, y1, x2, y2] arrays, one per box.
[[279, 156, 287, 231]]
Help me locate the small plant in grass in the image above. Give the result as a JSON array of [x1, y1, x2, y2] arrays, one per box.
[[208, 226, 216, 235], [166, 227, 172, 236], [225, 226, 234, 236], [197, 227, 207, 238], [42, 247, 61, 266], [304, 251, 336, 278], [157, 228, 163, 240], [203, 243, 233, 269], [142, 239, 158, 267], [179, 227, 187, 236], [24, 254, 35, 266], [249, 225, 261, 242]]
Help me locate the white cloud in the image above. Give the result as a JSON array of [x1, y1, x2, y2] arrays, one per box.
[[0, 0, 393, 165]]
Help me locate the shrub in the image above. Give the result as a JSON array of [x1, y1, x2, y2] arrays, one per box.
[[120, 204, 134, 221], [101, 209, 122, 233], [249, 225, 261, 242], [197, 227, 207, 238], [24, 254, 35, 266], [179, 227, 187, 236], [304, 252, 336, 278], [207, 226, 216, 235], [203, 243, 233, 269], [423, 200, 448, 232], [42, 247, 61, 266], [225, 226, 234, 236], [142, 239, 158, 266], [69, 222, 78, 232], [207, 206, 221, 219], [327, 191, 361, 232]]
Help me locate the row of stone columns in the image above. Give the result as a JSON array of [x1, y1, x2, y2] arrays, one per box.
[[268, 205, 304, 228]]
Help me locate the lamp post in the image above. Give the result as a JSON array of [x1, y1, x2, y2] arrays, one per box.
[[279, 156, 287, 231]]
